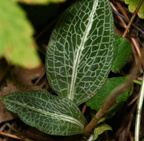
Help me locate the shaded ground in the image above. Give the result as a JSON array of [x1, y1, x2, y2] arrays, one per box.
[[0, 0, 144, 141]]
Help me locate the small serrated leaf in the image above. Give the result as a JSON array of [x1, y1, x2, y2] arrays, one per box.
[[86, 77, 131, 111], [2, 90, 87, 136], [46, 0, 114, 105], [124, 0, 144, 19], [0, 0, 41, 68], [112, 35, 132, 73]]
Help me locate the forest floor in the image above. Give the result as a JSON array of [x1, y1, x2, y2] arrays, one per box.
[[0, 0, 144, 141]]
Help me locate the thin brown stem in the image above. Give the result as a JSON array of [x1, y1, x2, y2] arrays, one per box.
[[110, 2, 127, 28], [82, 104, 87, 114], [116, 2, 129, 19]]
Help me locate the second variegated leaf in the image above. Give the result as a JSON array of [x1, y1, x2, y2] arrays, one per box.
[[2, 90, 87, 136]]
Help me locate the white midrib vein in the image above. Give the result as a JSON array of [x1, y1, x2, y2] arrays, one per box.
[[8, 101, 84, 129], [68, 0, 98, 101]]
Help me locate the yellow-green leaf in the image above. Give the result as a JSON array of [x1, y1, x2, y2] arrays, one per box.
[[93, 124, 112, 140], [13, 0, 66, 5], [125, 0, 144, 19], [0, 0, 41, 68]]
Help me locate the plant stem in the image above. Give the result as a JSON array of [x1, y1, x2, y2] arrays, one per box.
[[135, 74, 144, 141], [133, 80, 142, 85], [84, 64, 139, 133]]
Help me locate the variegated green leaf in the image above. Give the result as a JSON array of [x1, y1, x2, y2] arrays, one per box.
[[46, 0, 114, 105], [2, 90, 87, 136]]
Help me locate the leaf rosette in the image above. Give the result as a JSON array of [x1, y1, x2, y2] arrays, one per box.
[[2, 0, 115, 136]]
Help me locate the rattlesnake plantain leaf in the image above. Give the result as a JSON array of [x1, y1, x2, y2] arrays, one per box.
[[2, 90, 87, 136], [46, 0, 114, 105]]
